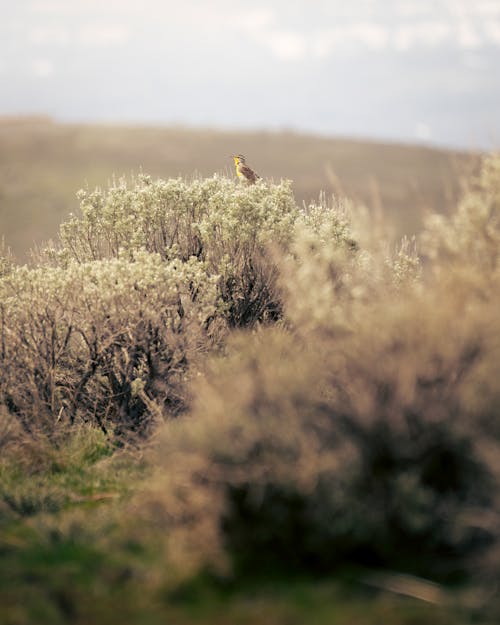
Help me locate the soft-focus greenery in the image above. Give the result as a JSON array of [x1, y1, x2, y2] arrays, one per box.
[[0, 427, 497, 624], [1, 154, 500, 624]]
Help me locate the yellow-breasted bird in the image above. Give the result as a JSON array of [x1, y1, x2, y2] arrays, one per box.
[[232, 154, 259, 184]]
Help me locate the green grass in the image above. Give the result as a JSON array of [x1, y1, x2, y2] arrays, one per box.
[[0, 429, 152, 625], [0, 431, 496, 625], [0, 116, 477, 260]]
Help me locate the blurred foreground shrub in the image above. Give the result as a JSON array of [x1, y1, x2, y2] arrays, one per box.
[[144, 156, 500, 583]]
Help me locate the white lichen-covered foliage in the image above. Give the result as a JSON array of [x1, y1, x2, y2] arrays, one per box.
[[45, 175, 413, 325], [44, 176, 301, 326], [50, 175, 297, 264], [0, 252, 218, 434], [2, 173, 418, 435]]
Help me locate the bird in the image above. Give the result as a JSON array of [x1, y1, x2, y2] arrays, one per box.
[[232, 154, 259, 184]]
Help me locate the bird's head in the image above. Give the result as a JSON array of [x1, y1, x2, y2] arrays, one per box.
[[232, 154, 246, 165]]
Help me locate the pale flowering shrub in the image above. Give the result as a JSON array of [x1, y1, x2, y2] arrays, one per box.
[[295, 193, 354, 247], [282, 202, 420, 336], [0, 251, 218, 436], [2, 177, 359, 437], [45, 175, 299, 326], [421, 153, 500, 291]]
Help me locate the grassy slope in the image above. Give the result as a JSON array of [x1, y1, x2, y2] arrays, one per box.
[[0, 440, 490, 625], [0, 116, 477, 260]]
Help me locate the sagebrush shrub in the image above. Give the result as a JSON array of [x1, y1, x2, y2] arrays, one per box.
[[0, 252, 218, 436], [46, 175, 299, 327], [2, 176, 355, 437], [421, 153, 500, 296]]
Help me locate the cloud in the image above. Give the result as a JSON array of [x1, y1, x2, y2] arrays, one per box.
[[211, 8, 306, 61], [415, 121, 432, 141], [78, 25, 130, 46], [32, 58, 54, 77], [29, 0, 72, 11], [471, 0, 500, 17], [456, 22, 482, 49], [25, 21, 130, 49], [396, 3, 436, 18], [16, 1, 500, 66], [353, 23, 390, 49], [216, 7, 275, 32], [462, 52, 487, 70], [265, 30, 307, 61], [28, 26, 71, 46], [311, 24, 389, 58], [29, 0, 124, 13], [393, 22, 450, 51], [484, 21, 500, 45]]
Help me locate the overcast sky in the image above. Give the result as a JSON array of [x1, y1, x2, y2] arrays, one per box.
[[1, 0, 500, 148]]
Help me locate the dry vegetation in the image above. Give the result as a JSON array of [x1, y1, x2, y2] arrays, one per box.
[[0, 147, 499, 624], [0, 117, 477, 261], [142, 157, 500, 588]]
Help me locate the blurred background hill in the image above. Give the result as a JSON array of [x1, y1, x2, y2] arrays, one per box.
[[1, 1, 495, 260], [0, 116, 477, 260]]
